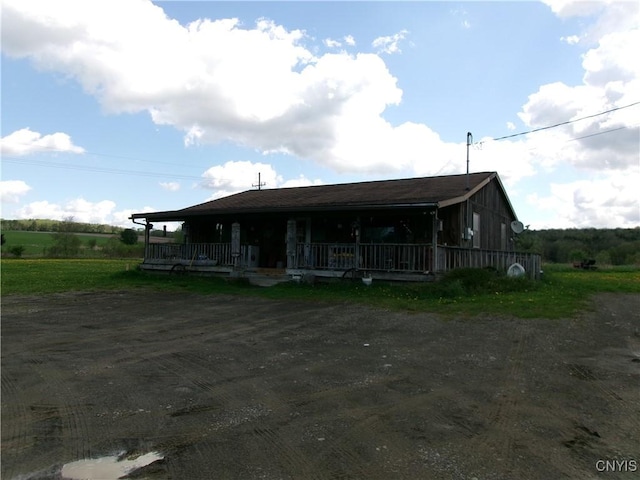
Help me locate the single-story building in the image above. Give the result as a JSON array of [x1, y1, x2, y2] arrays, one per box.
[[130, 171, 541, 280]]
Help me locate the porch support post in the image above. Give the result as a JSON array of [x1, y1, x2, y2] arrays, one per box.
[[286, 219, 296, 269], [144, 221, 152, 260], [231, 222, 241, 268], [431, 209, 438, 272]]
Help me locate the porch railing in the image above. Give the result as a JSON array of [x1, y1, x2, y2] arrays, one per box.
[[146, 242, 541, 278], [295, 243, 432, 272], [146, 243, 236, 266], [294, 243, 541, 279], [438, 245, 541, 279]]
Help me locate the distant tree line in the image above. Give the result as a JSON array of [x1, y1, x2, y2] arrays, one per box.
[[1, 218, 122, 234], [516, 228, 640, 265], [2, 219, 638, 265], [0, 218, 175, 238]]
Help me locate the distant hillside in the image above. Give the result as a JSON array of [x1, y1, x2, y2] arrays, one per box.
[[1, 218, 175, 238], [518, 228, 640, 265], [1, 218, 122, 234]]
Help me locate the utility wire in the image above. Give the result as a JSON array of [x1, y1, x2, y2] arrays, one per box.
[[435, 122, 637, 176], [488, 101, 640, 142], [1, 158, 203, 181]]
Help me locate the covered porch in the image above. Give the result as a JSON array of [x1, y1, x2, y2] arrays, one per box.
[[139, 240, 542, 280]]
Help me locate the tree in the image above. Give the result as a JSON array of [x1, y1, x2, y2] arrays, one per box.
[[120, 228, 138, 245], [48, 217, 82, 257]]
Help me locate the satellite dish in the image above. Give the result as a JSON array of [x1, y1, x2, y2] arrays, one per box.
[[511, 221, 524, 234], [507, 262, 526, 278]]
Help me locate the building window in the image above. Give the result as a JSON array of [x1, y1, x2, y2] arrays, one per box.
[[472, 212, 480, 248], [501, 222, 507, 250]]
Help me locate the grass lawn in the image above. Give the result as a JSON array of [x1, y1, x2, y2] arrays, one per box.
[[1, 259, 638, 318]]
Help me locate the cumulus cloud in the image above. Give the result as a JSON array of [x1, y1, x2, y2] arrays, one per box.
[[511, 0, 640, 227], [2, 0, 637, 228], [159, 181, 180, 192], [279, 175, 324, 188], [0, 180, 32, 203], [14, 198, 119, 224], [9, 198, 155, 228], [201, 161, 323, 199], [323, 38, 341, 48], [1, 128, 85, 156], [371, 30, 409, 54], [526, 169, 640, 228], [201, 161, 282, 199], [1, 1, 415, 174], [344, 35, 356, 46], [522, 0, 639, 170]]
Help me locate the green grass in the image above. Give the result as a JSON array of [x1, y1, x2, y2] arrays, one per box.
[[2, 259, 639, 318], [1, 231, 117, 257]]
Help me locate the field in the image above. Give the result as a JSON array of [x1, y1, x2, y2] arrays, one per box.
[[1, 231, 119, 257], [2, 268, 638, 479]]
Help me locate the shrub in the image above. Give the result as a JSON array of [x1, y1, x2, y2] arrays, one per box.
[[48, 232, 82, 257], [441, 268, 497, 293], [102, 237, 144, 258], [120, 228, 138, 245], [9, 245, 25, 258], [437, 267, 537, 296]]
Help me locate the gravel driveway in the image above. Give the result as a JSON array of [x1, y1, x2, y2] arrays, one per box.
[[2, 291, 639, 479]]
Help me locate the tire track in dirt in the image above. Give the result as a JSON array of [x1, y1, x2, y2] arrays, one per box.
[[250, 426, 325, 480], [478, 324, 587, 480], [26, 355, 95, 465], [0, 370, 32, 479], [478, 321, 531, 479], [150, 353, 323, 479]]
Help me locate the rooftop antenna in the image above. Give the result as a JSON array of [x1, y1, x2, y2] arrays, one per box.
[[466, 131, 473, 190], [252, 172, 266, 191]]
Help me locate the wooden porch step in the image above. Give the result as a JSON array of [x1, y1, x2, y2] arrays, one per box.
[[254, 268, 287, 276]]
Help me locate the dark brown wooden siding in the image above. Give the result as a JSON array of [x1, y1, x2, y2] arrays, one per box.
[[462, 178, 516, 250]]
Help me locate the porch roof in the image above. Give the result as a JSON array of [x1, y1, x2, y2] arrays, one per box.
[[132, 171, 510, 221]]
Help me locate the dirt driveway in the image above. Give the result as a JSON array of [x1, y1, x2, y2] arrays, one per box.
[[2, 290, 639, 480]]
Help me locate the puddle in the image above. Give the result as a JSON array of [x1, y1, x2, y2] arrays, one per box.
[[61, 451, 163, 480]]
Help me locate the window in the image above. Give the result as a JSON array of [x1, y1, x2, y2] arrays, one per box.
[[501, 223, 507, 250], [472, 212, 480, 248]]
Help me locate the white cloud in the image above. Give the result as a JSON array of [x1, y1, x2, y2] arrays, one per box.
[[323, 38, 341, 48], [0, 180, 32, 203], [159, 181, 180, 192], [371, 30, 409, 55], [11, 198, 155, 229], [1, 128, 85, 156], [14, 198, 121, 225], [508, 0, 640, 227], [344, 35, 356, 46], [279, 175, 323, 188], [201, 161, 282, 198], [526, 169, 640, 228], [561, 34, 581, 45], [517, 2, 639, 175], [2, 0, 637, 228], [201, 161, 325, 199]]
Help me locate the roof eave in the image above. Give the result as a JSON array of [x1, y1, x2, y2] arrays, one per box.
[[131, 202, 440, 220]]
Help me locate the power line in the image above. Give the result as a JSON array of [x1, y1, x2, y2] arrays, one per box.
[[1, 158, 203, 181], [435, 122, 637, 175], [488, 101, 640, 143]]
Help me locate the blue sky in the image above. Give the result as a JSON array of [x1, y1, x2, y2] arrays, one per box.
[[1, 0, 638, 230]]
